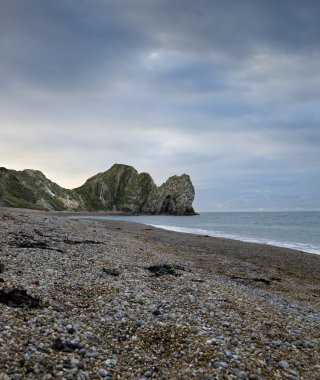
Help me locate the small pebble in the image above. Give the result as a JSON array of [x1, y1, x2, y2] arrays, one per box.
[[215, 361, 228, 369], [249, 375, 260, 380], [105, 358, 117, 367], [98, 368, 109, 377], [224, 349, 233, 359], [279, 360, 289, 369]]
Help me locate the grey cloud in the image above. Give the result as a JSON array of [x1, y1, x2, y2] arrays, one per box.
[[2, 0, 320, 91], [0, 0, 147, 89], [121, 0, 320, 55], [1, 0, 320, 210]]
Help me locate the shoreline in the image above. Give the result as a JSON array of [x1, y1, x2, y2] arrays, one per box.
[[5, 207, 319, 256], [72, 213, 320, 256], [0, 208, 319, 379], [149, 225, 320, 256]]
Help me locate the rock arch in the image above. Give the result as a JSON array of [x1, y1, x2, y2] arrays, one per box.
[[160, 194, 176, 214]]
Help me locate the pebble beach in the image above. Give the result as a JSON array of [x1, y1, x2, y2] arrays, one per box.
[[0, 208, 319, 379]]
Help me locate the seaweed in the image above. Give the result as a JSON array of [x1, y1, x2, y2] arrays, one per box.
[[63, 239, 104, 245], [147, 264, 182, 277], [103, 268, 120, 276], [51, 338, 83, 352], [0, 287, 40, 308]]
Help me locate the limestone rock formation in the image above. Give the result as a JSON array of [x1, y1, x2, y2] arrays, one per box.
[[74, 164, 156, 213], [142, 174, 195, 215], [0, 164, 196, 215]]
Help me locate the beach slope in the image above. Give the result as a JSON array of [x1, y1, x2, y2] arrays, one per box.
[[0, 208, 319, 379]]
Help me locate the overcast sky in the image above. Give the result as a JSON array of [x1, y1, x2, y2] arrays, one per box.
[[1, 0, 320, 211]]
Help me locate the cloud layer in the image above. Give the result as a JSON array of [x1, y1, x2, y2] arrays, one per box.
[[1, 0, 320, 210]]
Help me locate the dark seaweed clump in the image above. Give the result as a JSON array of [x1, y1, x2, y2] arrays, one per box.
[[103, 268, 121, 276], [0, 287, 40, 308], [51, 338, 83, 352], [147, 264, 182, 277]]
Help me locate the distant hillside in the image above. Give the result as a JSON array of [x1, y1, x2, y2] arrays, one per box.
[[0, 167, 83, 211], [0, 164, 196, 215]]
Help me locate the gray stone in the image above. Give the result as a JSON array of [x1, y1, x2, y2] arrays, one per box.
[[249, 375, 261, 380], [135, 319, 145, 327], [237, 371, 247, 379], [98, 368, 110, 377], [278, 360, 289, 369], [105, 358, 117, 367], [215, 361, 228, 369], [224, 349, 233, 359]]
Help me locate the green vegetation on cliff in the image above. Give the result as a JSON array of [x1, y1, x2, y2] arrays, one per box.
[[74, 164, 156, 212], [0, 164, 196, 215], [0, 167, 83, 211]]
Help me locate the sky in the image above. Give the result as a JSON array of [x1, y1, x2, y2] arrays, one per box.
[[1, 0, 320, 211]]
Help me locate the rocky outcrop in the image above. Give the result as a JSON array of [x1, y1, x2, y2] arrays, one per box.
[[142, 174, 195, 215], [74, 164, 156, 213], [0, 164, 196, 215]]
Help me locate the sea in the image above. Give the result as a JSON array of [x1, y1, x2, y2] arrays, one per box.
[[78, 211, 320, 255]]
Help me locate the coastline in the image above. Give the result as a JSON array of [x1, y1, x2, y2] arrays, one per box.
[[0, 208, 319, 379], [71, 211, 320, 256]]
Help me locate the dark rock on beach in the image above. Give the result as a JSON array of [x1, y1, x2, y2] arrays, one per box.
[[0, 287, 40, 308]]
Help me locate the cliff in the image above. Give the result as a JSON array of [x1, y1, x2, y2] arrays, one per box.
[[0, 164, 196, 215], [142, 174, 195, 215], [0, 167, 83, 211], [74, 164, 156, 213]]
